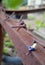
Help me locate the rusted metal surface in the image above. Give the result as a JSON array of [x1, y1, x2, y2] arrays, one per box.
[[0, 24, 4, 65], [26, 30, 45, 47], [0, 11, 45, 65]]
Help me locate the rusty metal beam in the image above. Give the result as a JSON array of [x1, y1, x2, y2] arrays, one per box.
[[0, 11, 45, 65], [5, 7, 45, 14], [0, 24, 4, 65]]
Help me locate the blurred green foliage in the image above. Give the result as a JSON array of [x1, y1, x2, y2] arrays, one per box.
[[26, 22, 32, 30], [3, 33, 14, 55], [43, 12, 45, 19], [36, 20, 45, 30], [28, 15, 35, 20], [3, 46, 9, 55], [4, 33, 14, 47], [2, 0, 23, 9]]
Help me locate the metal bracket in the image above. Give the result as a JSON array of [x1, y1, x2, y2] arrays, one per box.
[[3, 16, 9, 22], [2, 12, 15, 22], [11, 15, 27, 30], [0, 7, 6, 13], [11, 22, 26, 31], [11, 24, 26, 28]]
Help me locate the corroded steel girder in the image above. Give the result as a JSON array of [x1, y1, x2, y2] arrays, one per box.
[[0, 11, 45, 65]]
